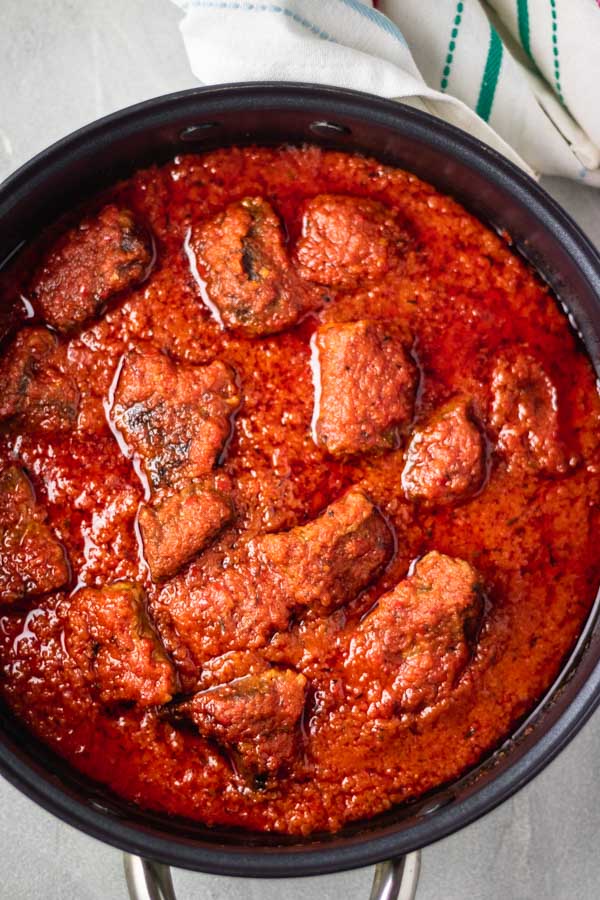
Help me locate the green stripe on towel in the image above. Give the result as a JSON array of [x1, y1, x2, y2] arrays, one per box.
[[476, 26, 503, 122], [549, 0, 565, 103], [517, 0, 532, 58], [440, 1, 465, 92]]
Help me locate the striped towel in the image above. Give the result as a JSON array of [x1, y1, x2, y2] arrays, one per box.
[[171, 0, 600, 185]]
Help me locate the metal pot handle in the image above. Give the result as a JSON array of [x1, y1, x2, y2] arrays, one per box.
[[123, 850, 421, 900], [369, 854, 421, 900]]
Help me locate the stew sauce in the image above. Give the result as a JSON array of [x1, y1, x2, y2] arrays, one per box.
[[0, 146, 598, 835]]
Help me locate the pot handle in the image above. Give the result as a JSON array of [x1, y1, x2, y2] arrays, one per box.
[[369, 853, 421, 900], [123, 850, 421, 900]]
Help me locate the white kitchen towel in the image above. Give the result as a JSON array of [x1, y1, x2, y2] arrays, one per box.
[[171, 0, 600, 185]]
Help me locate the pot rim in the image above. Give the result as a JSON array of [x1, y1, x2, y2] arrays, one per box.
[[1, 81, 600, 878]]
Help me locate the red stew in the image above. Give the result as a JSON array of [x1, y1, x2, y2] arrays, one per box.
[[0, 145, 598, 835]]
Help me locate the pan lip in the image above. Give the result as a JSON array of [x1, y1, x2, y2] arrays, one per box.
[[1, 80, 600, 877]]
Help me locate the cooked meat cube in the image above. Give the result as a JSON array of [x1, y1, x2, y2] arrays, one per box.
[[171, 668, 307, 779], [31, 205, 152, 331], [161, 489, 390, 675], [157, 561, 292, 671], [65, 581, 177, 706], [402, 398, 486, 504], [139, 476, 233, 581], [251, 486, 393, 615], [111, 349, 240, 491], [294, 194, 405, 288], [490, 352, 567, 475], [312, 320, 417, 457], [192, 197, 321, 335], [0, 466, 69, 605], [346, 552, 484, 718], [0, 327, 79, 431]]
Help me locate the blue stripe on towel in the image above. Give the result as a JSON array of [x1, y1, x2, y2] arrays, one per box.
[[336, 0, 407, 46], [184, 1, 336, 42], [184, 0, 407, 47]]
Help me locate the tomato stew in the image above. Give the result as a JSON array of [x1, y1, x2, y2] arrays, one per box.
[[0, 146, 598, 835]]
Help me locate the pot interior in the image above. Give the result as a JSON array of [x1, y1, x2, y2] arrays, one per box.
[[1, 84, 599, 877]]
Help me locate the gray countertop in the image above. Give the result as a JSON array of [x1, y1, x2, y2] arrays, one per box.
[[1, 2, 599, 898]]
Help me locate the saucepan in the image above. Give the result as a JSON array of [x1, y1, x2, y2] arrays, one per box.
[[0, 83, 599, 900]]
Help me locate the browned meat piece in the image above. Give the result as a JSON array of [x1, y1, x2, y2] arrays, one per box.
[[294, 194, 405, 288], [191, 197, 322, 335], [251, 486, 393, 615], [139, 475, 233, 581], [157, 561, 292, 672], [402, 398, 486, 504], [0, 327, 79, 431], [159, 490, 390, 675], [0, 466, 69, 605], [312, 320, 417, 457], [65, 581, 177, 706], [346, 552, 484, 718], [31, 205, 152, 331], [490, 352, 567, 475], [111, 349, 240, 492], [171, 668, 307, 780]]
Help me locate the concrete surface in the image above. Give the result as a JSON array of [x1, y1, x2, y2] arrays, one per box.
[[1, 2, 599, 898]]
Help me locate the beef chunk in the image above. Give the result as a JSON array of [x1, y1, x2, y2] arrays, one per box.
[[346, 552, 484, 718], [402, 398, 486, 504], [490, 352, 567, 475], [0, 466, 69, 605], [159, 489, 393, 666], [192, 197, 321, 335], [0, 327, 79, 431], [160, 488, 391, 673], [66, 581, 177, 706], [294, 194, 404, 288], [111, 349, 240, 492], [139, 476, 233, 581], [31, 205, 152, 331], [312, 320, 417, 457], [157, 561, 292, 671], [171, 668, 307, 779], [251, 486, 393, 615]]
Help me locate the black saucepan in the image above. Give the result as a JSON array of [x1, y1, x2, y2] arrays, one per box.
[[0, 83, 599, 900]]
